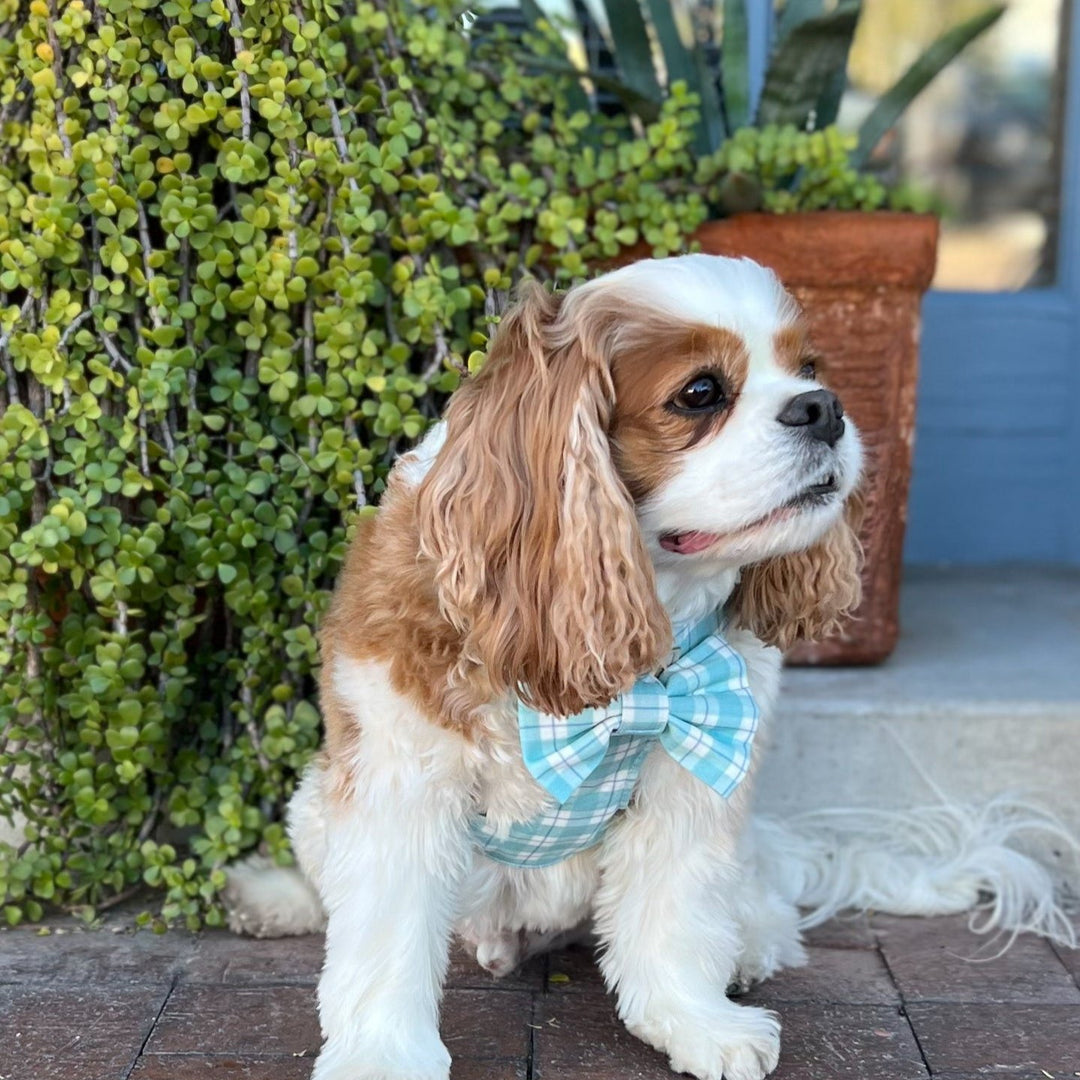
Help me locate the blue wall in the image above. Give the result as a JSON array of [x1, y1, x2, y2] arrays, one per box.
[[905, 293, 1080, 564]]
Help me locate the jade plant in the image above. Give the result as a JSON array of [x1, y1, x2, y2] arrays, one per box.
[[0, 0, 734, 928]]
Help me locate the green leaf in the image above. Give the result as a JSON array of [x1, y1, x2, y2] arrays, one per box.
[[90, 578, 114, 601], [515, 54, 662, 121], [853, 5, 1005, 169], [813, 66, 849, 130], [776, 0, 823, 42], [599, 0, 663, 105], [691, 43, 727, 152], [514, 0, 590, 115], [117, 700, 143, 724], [721, 0, 750, 130], [643, 0, 695, 93], [756, 0, 860, 129], [642, 0, 724, 152], [517, 0, 544, 23]]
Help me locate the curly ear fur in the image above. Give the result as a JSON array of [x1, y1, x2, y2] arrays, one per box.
[[416, 279, 670, 717], [731, 492, 864, 651]]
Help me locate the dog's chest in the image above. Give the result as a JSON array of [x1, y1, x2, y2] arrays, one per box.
[[473, 699, 552, 826]]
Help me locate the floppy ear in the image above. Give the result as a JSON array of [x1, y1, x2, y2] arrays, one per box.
[[730, 492, 864, 651], [416, 279, 670, 717]]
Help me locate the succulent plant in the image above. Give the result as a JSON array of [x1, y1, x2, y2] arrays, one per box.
[[510, 0, 1005, 165], [0, 0, 722, 927]]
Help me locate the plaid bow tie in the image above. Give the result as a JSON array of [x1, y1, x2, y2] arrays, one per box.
[[519, 610, 759, 805]]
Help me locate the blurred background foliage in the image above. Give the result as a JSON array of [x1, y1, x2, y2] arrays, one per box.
[[0, 0, 984, 926]]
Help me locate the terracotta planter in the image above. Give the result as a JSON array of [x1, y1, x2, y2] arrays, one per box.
[[692, 212, 939, 665]]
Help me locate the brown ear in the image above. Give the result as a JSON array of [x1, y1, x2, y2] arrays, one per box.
[[731, 492, 864, 650], [416, 279, 670, 717]]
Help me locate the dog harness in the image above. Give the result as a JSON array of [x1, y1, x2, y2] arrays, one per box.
[[470, 609, 759, 867]]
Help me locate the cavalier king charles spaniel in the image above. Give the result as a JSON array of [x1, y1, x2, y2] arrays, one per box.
[[243, 254, 864, 1080]]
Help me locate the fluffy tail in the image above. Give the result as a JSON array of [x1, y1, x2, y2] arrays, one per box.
[[750, 796, 1078, 948], [223, 854, 326, 938]]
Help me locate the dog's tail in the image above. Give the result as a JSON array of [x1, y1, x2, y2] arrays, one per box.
[[748, 795, 1078, 947], [222, 854, 326, 938]]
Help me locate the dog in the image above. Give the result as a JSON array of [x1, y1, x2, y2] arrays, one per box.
[[230, 254, 865, 1080]]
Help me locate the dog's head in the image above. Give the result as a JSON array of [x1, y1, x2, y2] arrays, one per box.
[[417, 255, 863, 716]]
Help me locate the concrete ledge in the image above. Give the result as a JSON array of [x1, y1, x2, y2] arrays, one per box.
[[756, 568, 1080, 889]]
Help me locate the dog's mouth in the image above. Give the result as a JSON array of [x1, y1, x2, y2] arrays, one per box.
[[658, 529, 729, 555], [658, 475, 840, 556], [790, 473, 839, 502]]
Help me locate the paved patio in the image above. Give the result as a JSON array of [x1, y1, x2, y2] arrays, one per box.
[[2, 911, 1079, 1080]]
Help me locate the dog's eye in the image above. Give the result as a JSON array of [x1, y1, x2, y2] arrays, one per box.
[[673, 374, 726, 413], [798, 359, 818, 379]]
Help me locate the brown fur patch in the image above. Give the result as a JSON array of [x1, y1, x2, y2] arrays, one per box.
[[414, 281, 671, 722], [730, 489, 865, 649], [318, 474, 495, 760], [611, 323, 749, 502], [773, 324, 818, 377]]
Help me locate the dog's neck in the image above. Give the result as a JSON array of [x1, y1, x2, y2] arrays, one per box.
[[653, 560, 739, 630]]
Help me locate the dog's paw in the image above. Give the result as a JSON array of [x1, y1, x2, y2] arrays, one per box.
[[475, 928, 524, 978], [311, 1032, 451, 1080], [629, 1002, 780, 1080], [473, 922, 593, 978], [731, 933, 807, 993]]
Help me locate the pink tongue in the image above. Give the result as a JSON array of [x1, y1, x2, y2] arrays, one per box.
[[659, 530, 719, 555]]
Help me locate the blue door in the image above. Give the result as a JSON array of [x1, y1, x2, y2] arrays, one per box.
[[903, 1, 1080, 564], [745, 0, 1080, 564]]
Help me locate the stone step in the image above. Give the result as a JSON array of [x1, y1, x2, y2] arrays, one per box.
[[756, 567, 1080, 890]]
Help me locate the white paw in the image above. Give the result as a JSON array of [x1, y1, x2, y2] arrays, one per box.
[[311, 1032, 451, 1080], [732, 885, 807, 990], [476, 928, 524, 977], [629, 1003, 780, 1080], [733, 934, 807, 991], [473, 922, 592, 977]]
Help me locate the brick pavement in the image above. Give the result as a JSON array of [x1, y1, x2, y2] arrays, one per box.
[[1, 912, 1078, 1079]]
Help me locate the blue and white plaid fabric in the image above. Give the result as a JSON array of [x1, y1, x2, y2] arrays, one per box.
[[470, 609, 759, 867]]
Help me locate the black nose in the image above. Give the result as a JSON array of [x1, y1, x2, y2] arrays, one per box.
[[777, 389, 845, 447]]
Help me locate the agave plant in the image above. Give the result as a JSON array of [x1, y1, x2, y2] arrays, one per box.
[[511, 0, 1004, 168]]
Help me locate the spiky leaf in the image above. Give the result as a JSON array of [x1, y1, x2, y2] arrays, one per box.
[[853, 4, 1006, 168], [600, 0, 663, 104], [645, 0, 696, 90], [721, 0, 750, 130], [776, 0, 824, 42], [756, 0, 861, 129], [644, 0, 725, 153]]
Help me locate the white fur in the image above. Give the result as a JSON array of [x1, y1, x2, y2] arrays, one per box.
[[751, 798, 1078, 949], [571, 255, 800, 364], [222, 855, 324, 938], [588, 626, 786, 1080], [221, 255, 1075, 1080], [397, 420, 447, 486], [311, 658, 479, 1080]]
